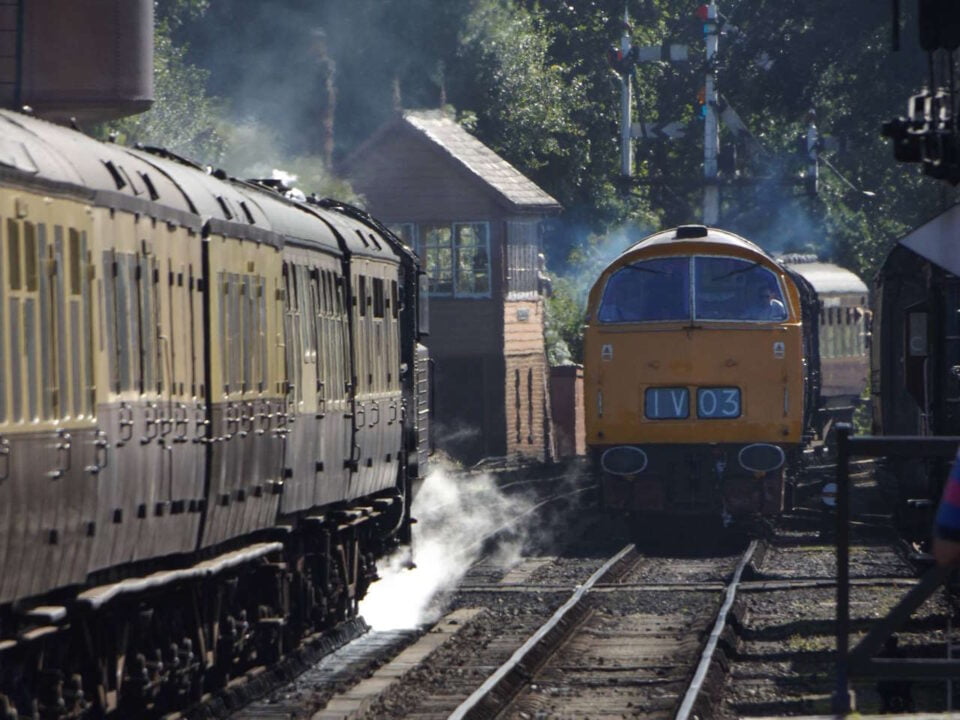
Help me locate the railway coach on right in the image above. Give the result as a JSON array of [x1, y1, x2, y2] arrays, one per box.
[[872, 204, 960, 534]]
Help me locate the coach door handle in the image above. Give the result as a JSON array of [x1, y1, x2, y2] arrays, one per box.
[[118, 402, 134, 446], [141, 403, 159, 444], [369, 403, 380, 427], [285, 383, 297, 424], [87, 430, 110, 474], [173, 403, 189, 443], [388, 401, 398, 425], [194, 403, 209, 442], [49, 430, 71, 479], [256, 400, 271, 435], [356, 403, 366, 428], [159, 403, 174, 440], [225, 402, 239, 440], [0, 436, 9, 482], [316, 381, 326, 419], [239, 402, 254, 438]]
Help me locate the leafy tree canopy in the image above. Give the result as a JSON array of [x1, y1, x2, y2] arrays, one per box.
[[103, 0, 960, 359]]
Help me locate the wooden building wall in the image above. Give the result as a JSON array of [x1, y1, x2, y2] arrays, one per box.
[[349, 120, 556, 465]]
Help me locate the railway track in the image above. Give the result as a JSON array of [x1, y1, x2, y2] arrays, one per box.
[[201, 471, 594, 720], [447, 541, 758, 720], [202, 458, 952, 719]]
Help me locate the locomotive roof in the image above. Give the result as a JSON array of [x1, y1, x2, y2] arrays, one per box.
[[777, 258, 868, 295], [621, 226, 772, 260]]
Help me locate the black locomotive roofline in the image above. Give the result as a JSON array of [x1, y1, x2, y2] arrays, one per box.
[[0, 109, 405, 263]]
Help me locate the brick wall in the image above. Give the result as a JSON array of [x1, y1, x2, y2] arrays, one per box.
[[504, 299, 552, 461], [550, 365, 585, 457]]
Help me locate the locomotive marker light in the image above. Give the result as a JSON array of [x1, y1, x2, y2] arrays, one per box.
[[601, 446, 649, 475], [738, 443, 786, 473]]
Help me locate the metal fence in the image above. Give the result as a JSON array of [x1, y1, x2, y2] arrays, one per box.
[[833, 425, 960, 712]]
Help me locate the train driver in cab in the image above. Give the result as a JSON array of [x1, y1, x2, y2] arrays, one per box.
[[749, 283, 787, 321]]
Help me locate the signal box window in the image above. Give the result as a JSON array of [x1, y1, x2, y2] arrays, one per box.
[[598, 257, 689, 322], [420, 224, 453, 295], [418, 222, 490, 298], [694, 257, 786, 322]]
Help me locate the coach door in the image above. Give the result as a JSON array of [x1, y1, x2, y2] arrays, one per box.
[[202, 227, 284, 549], [0, 200, 98, 605]]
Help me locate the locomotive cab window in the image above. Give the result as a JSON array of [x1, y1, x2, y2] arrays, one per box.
[[598, 257, 690, 322], [598, 255, 787, 324], [694, 257, 787, 322]]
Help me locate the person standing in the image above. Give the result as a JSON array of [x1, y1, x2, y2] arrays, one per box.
[[933, 450, 960, 565]]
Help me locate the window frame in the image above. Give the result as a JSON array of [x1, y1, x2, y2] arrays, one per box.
[[597, 254, 790, 325], [411, 221, 492, 299]]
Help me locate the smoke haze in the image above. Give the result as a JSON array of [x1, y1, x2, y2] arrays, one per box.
[[359, 464, 534, 631]]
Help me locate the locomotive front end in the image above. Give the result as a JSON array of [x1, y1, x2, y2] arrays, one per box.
[[584, 226, 806, 524]]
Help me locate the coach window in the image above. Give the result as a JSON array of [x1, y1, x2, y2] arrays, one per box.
[[0, 220, 5, 422], [283, 263, 302, 403], [332, 273, 346, 400], [242, 275, 254, 391], [598, 256, 690, 323], [315, 270, 326, 397], [138, 253, 158, 393]]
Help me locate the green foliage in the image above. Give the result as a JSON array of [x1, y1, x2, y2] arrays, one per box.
[[458, 2, 585, 175], [545, 276, 584, 365], [96, 0, 224, 162], [165, 0, 958, 294]]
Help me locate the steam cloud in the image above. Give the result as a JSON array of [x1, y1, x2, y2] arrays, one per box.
[[359, 464, 534, 631]]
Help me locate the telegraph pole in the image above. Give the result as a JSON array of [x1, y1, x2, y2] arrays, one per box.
[[620, 7, 634, 177], [702, 1, 720, 225]]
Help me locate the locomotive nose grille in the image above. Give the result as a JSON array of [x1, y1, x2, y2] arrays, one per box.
[[601, 446, 648, 475]]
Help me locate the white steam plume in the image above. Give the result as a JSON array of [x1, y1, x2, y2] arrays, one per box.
[[359, 464, 533, 631]]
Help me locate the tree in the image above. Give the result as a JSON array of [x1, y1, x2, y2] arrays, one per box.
[[98, 0, 224, 162]]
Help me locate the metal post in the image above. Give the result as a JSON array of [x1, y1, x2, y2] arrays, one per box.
[[949, 614, 953, 712], [833, 423, 854, 713], [620, 7, 634, 177], [805, 112, 819, 196], [703, 1, 719, 225]]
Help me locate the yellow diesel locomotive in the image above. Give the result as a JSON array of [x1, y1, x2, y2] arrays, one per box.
[[584, 225, 825, 525]]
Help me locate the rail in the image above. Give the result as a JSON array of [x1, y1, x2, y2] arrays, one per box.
[[675, 540, 758, 720], [447, 543, 637, 720], [833, 424, 960, 713]]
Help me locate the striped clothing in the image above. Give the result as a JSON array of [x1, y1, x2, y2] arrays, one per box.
[[936, 451, 960, 541]]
